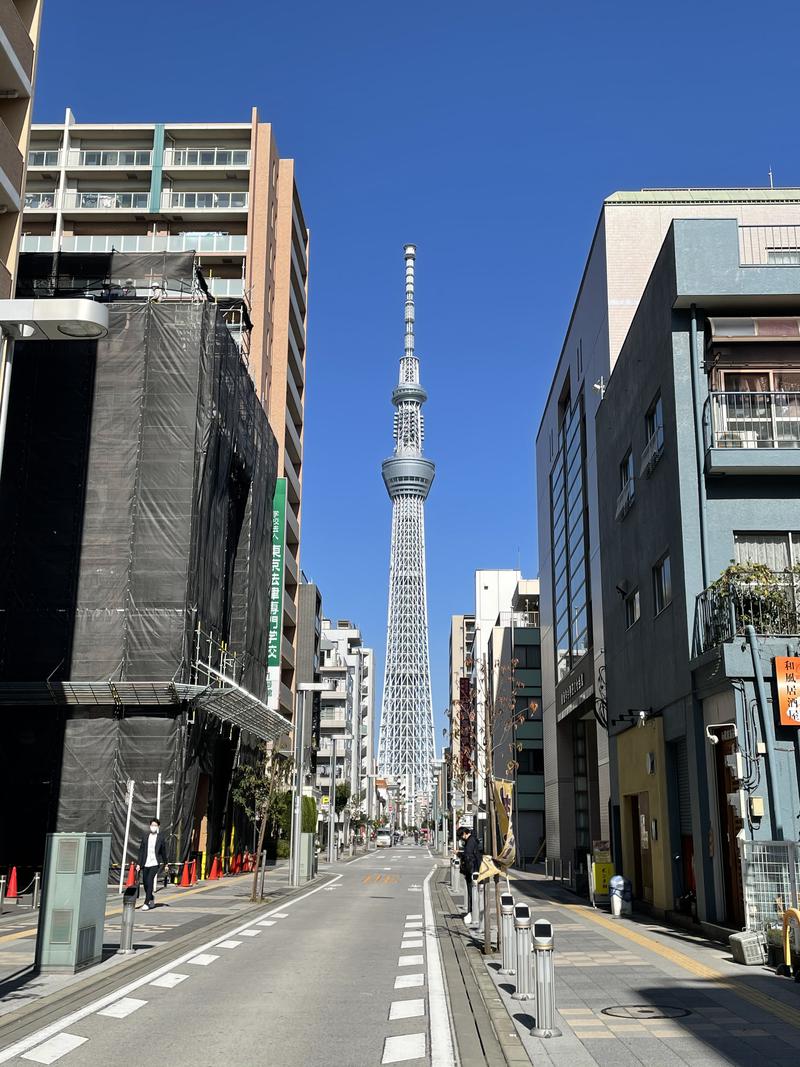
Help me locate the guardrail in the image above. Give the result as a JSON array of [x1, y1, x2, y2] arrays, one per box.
[[705, 391, 800, 451], [693, 571, 800, 655]]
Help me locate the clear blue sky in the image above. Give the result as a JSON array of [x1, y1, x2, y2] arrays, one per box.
[[33, 1, 800, 748]]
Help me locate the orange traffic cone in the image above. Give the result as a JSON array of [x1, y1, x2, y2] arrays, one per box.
[[235, 852, 242, 874], [243, 851, 250, 873], [6, 867, 17, 898], [125, 862, 136, 888], [190, 859, 197, 885], [208, 855, 220, 880], [180, 861, 190, 887]]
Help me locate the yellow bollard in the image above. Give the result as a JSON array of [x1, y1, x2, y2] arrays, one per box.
[[780, 907, 800, 975]]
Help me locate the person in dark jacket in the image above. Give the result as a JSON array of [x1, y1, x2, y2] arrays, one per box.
[[136, 817, 168, 910], [457, 825, 483, 925]]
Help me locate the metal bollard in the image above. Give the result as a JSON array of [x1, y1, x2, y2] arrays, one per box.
[[499, 893, 516, 974], [512, 903, 534, 999], [32, 872, 40, 910], [450, 856, 459, 891], [0, 875, 5, 916], [119, 886, 138, 953], [462, 867, 470, 913], [530, 919, 561, 1037], [470, 872, 482, 928]]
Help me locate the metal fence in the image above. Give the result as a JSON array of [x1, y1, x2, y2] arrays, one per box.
[[693, 570, 800, 655], [706, 392, 800, 451], [739, 225, 800, 265], [741, 840, 800, 933]]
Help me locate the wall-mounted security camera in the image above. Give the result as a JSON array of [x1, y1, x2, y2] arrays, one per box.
[[705, 722, 737, 746]]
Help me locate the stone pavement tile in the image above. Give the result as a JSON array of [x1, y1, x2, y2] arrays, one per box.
[[615, 1038, 688, 1065]]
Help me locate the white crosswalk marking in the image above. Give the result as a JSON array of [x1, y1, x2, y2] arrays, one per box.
[[394, 973, 424, 989], [218, 940, 241, 948], [149, 973, 188, 988], [238, 929, 261, 937], [398, 954, 424, 966], [389, 999, 425, 1020], [401, 939, 423, 949], [257, 919, 276, 926], [97, 997, 147, 1019], [382, 1033, 426, 1063], [187, 953, 218, 966], [21, 1035, 87, 1064], [405, 914, 422, 919]]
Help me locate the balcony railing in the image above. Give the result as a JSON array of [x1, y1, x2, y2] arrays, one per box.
[[705, 392, 800, 451], [66, 149, 152, 168], [693, 570, 800, 656], [20, 235, 55, 252], [161, 190, 248, 211], [59, 233, 247, 255], [498, 610, 540, 628], [24, 191, 57, 210], [28, 150, 61, 168], [640, 426, 664, 477], [207, 277, 244, 298], [62, 190, 150, 210], [739, 225, 800, 266], [615, 479, 635, 521], [164, 147, 250, 168]]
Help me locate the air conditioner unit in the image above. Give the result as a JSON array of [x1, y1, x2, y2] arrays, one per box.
[[640, 430, 664, 477], [614, 482, 634, 521]]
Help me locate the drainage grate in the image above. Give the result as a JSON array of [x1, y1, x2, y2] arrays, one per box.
[[602, 1005, 691, 1020]]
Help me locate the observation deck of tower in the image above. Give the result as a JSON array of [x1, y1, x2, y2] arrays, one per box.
[[377, 244, 436, 802]]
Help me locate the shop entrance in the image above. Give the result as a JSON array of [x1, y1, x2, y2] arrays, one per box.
[[629, 792, 654, 903]]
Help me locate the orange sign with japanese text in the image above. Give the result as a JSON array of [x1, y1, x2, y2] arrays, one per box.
[[775, 657, 800, 727]]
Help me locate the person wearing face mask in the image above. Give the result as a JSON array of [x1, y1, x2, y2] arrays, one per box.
[[136, 817, 168, 911]]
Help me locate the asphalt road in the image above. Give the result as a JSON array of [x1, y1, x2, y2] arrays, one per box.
[[0, 845, 455, 1067]]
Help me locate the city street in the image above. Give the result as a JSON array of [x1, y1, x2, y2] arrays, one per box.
[[0, 847, 454, 1067]]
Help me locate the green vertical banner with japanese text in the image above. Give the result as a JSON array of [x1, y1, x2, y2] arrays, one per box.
[[266, 478, 286, 710]]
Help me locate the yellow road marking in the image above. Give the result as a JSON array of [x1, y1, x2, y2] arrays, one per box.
[[550, 899, 800, 1031]]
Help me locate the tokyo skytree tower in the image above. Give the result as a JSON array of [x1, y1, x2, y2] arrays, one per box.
[[377, 244, 436, 800]]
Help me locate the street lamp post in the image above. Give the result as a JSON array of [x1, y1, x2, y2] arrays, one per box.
[[291, 681, 335, 888]]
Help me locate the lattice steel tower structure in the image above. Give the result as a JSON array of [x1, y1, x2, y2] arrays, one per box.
[[378, 244, 436, 802]]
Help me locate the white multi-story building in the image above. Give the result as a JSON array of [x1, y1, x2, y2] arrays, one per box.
[[316, 619, 376, 825]]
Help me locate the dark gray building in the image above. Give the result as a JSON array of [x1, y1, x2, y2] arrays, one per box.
[[297, 578, 323, 780], [597, 218, 800, 926]]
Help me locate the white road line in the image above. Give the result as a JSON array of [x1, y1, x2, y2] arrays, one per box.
[[238, 929, 261, 937], [21, 1034, 87, 1064], [257, 919, 276, 926], [394, 973, 424, 989], [272, 912, 289, 918], [401, 939, 423, 949], [187, 953, 219, 966], [389, 998, 425, 1020], [97, 997, 147, 1019], [423, 865, 456, 1066], [382, 1033, 426, 1063], [398, 954, 424, 966], [406, 914, 422, 919], [218, 940, 242, 948], [0, 875, 343, 1065], [149, 973, 188, 988], [405, 920, 422, 928]]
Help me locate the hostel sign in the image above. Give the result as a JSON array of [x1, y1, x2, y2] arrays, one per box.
[[266, 478, 286, 711], [775, 656, 800, 727]]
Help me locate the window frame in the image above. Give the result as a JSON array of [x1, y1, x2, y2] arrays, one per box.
[[652, 553, 672, 616], [624, 587, 641, 630]]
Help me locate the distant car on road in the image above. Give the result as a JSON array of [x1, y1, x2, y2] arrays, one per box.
[[393, 831, 403, 845], [375, 831, 392, 848]]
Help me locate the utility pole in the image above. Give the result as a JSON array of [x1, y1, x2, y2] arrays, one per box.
[[291, 681, 334, 887]]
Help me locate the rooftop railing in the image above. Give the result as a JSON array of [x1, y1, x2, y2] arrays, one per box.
[[693, 569, 800, 656], [739, 225, 800, 266], [498, 610, 540, 628], [705, 391, 800, 451], [164, 147, 250, 168]]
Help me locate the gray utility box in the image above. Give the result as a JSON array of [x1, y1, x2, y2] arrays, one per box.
[[299, 833, 316, 881], [35, 833, 111, 974]]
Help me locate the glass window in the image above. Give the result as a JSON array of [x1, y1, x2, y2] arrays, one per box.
[[734, 532, 799, 571], [620, 449, 633, 491], [517, 747, 544, 775], [653, 554, 672, 615], [645, 393, 664, 443], [624, 588, 640, 629]]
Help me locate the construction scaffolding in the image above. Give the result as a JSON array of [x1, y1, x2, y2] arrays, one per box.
[[0, 253, 279, 867]]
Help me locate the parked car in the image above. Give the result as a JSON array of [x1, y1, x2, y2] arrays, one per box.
[[375, 830, 392, 848]]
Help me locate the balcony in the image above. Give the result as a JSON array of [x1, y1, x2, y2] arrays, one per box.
[[161, 190, 248, 212], [59, 233, 246, 255], [0, 0, 34, 95], [206, 277, 244, 299], [704, 392, 800, 475], [640, 426, 664, 477], [693, 570, 800, 657], [66, 148, 152, 169], [20, 236, 55, 252], [498, 610, 540, 628], [163, 147, 250, 169], [739, 225, 800, 266], [27, 149, 62, 169], [24, 191, 57, 211], [0, 118, 22, 209], [614, 479, 635, 521], [62, 190, 150, 211]]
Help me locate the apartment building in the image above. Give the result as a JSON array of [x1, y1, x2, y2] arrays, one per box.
[[536, 188, 800, 882], [317, 619, 376, 826], [296, 578, 323, 787], [486, 579, 543, 862], [21, 107, 308, 724], [0, 0, 42, 297], [596, 217, 800, 926], [448, 613, 475, 812]]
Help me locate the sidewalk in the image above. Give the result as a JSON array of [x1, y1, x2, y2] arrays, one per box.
[[0, 861, 292, 1022], [438, 866, 800, 1067]]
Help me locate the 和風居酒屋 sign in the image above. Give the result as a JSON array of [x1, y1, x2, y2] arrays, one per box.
[[775, 656, 800, 727]]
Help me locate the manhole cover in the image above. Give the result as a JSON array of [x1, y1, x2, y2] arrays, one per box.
[[602, 1005, 691, 1020]]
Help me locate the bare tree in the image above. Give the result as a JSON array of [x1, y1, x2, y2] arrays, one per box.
[[232, 744, 294, 901]]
